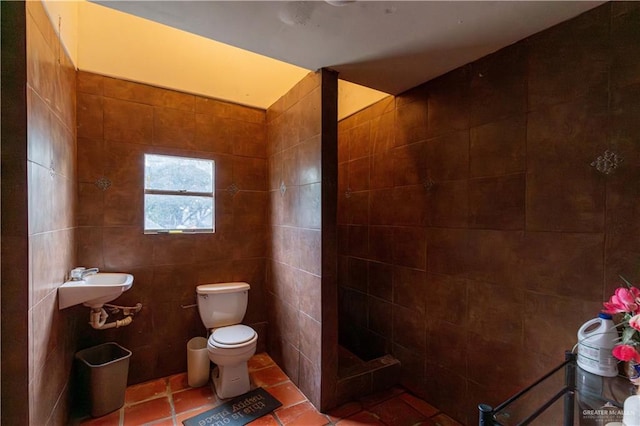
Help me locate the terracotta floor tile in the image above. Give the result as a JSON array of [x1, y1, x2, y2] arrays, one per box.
[[248, 352, 276, 371], [79, 409, 121, 425], [336, 411, 385, 425], [147, 417, 176, 426], [168, 373, 190, 393], [125, 378, 168, 405], [246, 413, 280, 426], [72, 352, 456, 426], [431, 413, 464, 426], [172, 386, 218, 414], [123, 396, 172, 426], [327, 401, 363, 422], [358, 386, 405, 408], [368, 397, 427, 426], [265, 381, 307, 408], [251, 365, 290, 388], [275, 401, 317, 424], [175, 404, 217, 424], [399, 393, 440, 418], [287, 410, 330, 426]]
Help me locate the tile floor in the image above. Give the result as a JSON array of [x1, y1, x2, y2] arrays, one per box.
[[74, 353, 462, 426]]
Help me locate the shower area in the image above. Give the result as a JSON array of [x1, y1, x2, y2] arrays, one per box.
[[264, 66, 406, 409], [336, 94, 405, 403]]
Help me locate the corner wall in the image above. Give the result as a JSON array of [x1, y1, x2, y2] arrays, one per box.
[[1, 1, 30, 423], [26, 1, 78, 423], [0, 1, 81, 424], [266, 69, 338, 410]]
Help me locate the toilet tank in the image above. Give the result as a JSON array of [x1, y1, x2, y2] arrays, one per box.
[[196, 282, 250, 329]]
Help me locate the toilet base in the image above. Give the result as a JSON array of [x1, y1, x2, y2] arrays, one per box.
[[211, 363, 251, 399]]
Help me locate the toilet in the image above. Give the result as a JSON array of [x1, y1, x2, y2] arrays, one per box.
[[196, 282, 258, 399]]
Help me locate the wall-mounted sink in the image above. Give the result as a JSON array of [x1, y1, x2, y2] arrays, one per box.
[[58, 273, 134, 310]]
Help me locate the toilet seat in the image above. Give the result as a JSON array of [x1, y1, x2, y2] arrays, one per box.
[[209, 325, 256, 349]]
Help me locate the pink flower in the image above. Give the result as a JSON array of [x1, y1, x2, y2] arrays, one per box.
[[631, 315, 640, 331], [620, 286, 640, 306], [603, 287, 640, 314], [612, 344, 640, 362]]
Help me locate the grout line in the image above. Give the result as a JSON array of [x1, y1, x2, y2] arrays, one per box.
[[124, 391, 171, 408], [166, 381, 178, 426], [247, 362, 277, 373]]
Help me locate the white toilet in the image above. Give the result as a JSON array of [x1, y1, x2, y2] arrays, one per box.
[[196, 282, 258, 399]]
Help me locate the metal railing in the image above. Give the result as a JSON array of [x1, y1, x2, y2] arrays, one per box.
[[478, 352, 577, 426]]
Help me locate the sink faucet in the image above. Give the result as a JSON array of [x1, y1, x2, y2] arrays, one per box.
[[70, 267, 99, 281]]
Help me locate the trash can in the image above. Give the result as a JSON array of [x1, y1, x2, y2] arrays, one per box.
[[187, 337, 210, 387], [75, 342, 132, 417]]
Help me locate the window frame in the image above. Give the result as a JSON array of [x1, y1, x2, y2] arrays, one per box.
[[143, 153, 215, 234]]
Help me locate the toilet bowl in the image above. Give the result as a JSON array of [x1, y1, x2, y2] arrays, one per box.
[[196, 282, 257, 399], [207, 324, 258, 398]]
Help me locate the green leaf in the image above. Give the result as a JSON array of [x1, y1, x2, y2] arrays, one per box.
[[620, 275, 635, 289], [622, 326, 637, 344]]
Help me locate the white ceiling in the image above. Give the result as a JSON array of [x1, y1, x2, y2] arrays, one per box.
[[95, 1, 604, 96]]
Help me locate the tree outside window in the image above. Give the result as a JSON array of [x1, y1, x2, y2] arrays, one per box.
[[144, 154, 214, 233]]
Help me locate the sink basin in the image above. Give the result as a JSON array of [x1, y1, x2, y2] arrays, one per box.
[[58, 273, 134, 309]]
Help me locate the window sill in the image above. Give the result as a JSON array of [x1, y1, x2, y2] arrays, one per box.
[[144, 229, 214, 235]]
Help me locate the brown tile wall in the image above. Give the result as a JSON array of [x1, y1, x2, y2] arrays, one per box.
[[319, 70, 339, 411], [266, 70, 339, 410], [1, 1, 30, 423], [24, 1, 78, 425], [75, 71, 269, 385], [337, 3, 640, 424]]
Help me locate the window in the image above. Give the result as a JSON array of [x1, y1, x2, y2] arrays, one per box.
[[144, 154, 214, 233]]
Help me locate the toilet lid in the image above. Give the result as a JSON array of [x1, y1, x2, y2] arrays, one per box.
[[211, 325, 256, 345]]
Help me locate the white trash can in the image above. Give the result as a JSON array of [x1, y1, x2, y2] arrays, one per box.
[[187, 337, 210, 387]]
